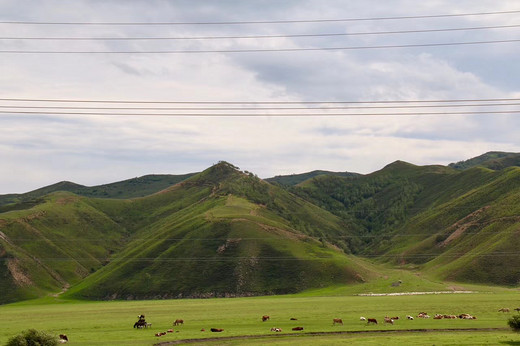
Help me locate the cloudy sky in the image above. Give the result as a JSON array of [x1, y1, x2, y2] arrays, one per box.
[[1, 0, 519, 193]]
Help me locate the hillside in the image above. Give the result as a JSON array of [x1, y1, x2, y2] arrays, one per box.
[[287, 159, 520, 286], [266, 170, 359, 186], [0, 173, 196, 210], [64, 162, 371, 300], [0, 162, 373, 303], [449, 151, 520, 170], [2, 153, 520, 303]]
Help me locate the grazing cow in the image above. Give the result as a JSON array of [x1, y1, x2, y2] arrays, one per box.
[[290, 317, 298, 320], [134, 320, 147, 328], [515, 308, 520, 312], [270, 327, 282, 332], [262, 315, 270, 322], [167, 329, 174, 333], [498, 308, 510, 313], [292, 327, 304, 331], [417, 313, 430, 318], [384, 316, 394, 325], [200, 328, 205, 332], [444, 315, 457, 319], [391, 316, 399, 320], [333, 318, 343, 325], [367, 318, 378, 325], [360, 316, 366, 321], [155, 333, 162, 337], [173, 319, 184, 326], [406, 315, 414, 320], [211, 328, 224, 332], [434, 314, 444, 319]]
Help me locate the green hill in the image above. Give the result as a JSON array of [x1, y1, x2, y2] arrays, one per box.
[[0, 174, 196, 210], [266, 170, 359, 186], [287, 158, 520, 286], [0, 162, 373, 303], [449, 151, 520, 170], [2, 154, 520, 304]]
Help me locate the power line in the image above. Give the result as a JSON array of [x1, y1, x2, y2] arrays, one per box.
[[1, 10, 519, 25], [0, 102, 518, 111], [1, 39, 518, 54], [1, 24, 518, 41], [1, 97, 519, 104], [1, 110, 519, 117]]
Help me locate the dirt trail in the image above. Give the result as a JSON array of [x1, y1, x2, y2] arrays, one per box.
[[154, 327, 508, 345]]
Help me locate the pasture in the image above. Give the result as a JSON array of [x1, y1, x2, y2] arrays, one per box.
[[0, 290, 519, 345]]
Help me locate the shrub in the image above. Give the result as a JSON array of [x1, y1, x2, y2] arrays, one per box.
[[5, 329, 58, 346], [507, 314, 520, 332]]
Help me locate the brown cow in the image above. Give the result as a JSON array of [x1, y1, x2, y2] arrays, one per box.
[[367, 318, 378, 325], [333, 318, 343, 325], [433, 314, 443, 319], [498, 308, 510, 313], [292, 327, 304, 331], [211, 328, 224, 332], [173, 319, 184, 326], [384, 316, 394, 324], [270, 327, 282, 332], [167, 329, 174, 333], [262, 315, 270, 322], [391, 316, 399, 320]]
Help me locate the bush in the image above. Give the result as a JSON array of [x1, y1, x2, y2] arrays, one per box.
[[507, 314, 520, 332], [5, 329, 58, 346]]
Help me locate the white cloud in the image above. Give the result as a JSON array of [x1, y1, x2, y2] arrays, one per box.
[[0, 0, 519, 193]]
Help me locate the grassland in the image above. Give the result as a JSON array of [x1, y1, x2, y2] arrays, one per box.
[[1, 285, 519, 345]]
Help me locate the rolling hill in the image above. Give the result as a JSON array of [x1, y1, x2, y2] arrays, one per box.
[[287, 155, 520, 286], [0, 162, 372, 303], [0, 173, 196, 211], [1, 153, 520, 304]]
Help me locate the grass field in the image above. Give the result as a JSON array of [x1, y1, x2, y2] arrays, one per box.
[[1, 285, 520, 346]]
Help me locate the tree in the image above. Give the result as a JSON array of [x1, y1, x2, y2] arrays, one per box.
[[5, 329, 58, 346], [507, 314, 520, 332]]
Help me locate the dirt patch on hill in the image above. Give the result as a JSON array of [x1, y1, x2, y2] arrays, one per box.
[[439, 206, 490, 247], [7, 258, 32, 287], [56, 196, 80, 205]]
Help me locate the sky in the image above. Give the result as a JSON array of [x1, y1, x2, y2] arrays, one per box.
[[0, 0, 519, 193]]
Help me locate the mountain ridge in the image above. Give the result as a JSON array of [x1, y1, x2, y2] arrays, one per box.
[[1, 153, 520, 303]]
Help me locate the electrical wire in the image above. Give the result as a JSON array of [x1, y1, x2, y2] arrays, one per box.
[[1, 10, 519, 25], [1, 39, 518, 54], [1, 24, 518, 41]]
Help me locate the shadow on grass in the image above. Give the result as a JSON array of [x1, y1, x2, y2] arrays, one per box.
[[499, 341, 520, 345]]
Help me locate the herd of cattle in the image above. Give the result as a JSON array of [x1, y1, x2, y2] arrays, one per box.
[[136, 307, 520, 338]]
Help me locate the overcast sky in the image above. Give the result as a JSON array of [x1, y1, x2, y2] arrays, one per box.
[[1, 0, 519, 193]]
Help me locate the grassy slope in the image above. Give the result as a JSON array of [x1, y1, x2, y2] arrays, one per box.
[[0, 192, 129, 303], [0, 173, 196, 208], [64, 163, 374, 300], [266, 170, 360, 186], [289, 161, 520, 286], [449, 151, 520, 170]]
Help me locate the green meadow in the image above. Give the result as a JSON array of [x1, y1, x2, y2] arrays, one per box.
[[1, 286, 519, 345]]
